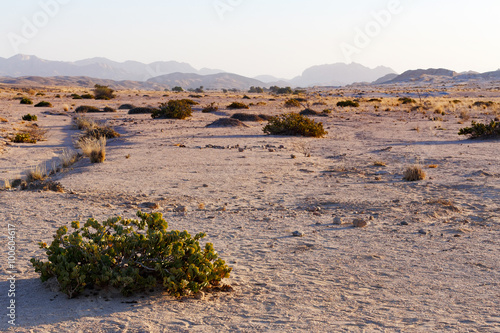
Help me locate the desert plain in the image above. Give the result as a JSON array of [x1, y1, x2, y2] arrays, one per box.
[[0, 84, 499, 332]]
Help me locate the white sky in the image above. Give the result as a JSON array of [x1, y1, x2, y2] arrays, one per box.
[[1, 0, 499, 78]]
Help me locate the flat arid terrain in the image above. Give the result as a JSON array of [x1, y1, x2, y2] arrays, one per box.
[[0, 85, 499, 332]]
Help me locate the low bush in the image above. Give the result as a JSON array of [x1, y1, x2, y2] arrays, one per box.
[[81, 94, 94, 99], [118, 104, 135, 110], [31, 211, 232, 298], [473, 101, 494, 108], [336, 100, 359, 107], [22, 114, 37, 121], [242, 95, 251, 100], [34, 101, 52, 107], [103, 106, 116, 113], [202, 102, 219, 113], [403, 165, 426, 181], [78, 137, 106, 163], [71, 94, 83, 99], [20, 97, 33, 105], [75, 105, 101, 113], [263, 113, 327, 137], [284, 99, 301, 108], [128, 107, 157, 114], [270, 86, 293, 94], [11, 133, 37, 143], [399, 97, 417, 104], [231, 113, 266, 122], [152, 100, 192, 119], [227, 102, 249, 110], [248, 86, 264, 93], [458, 120, 500, 139], [93, 84, 115, 100], [172, 86, 184, 92]]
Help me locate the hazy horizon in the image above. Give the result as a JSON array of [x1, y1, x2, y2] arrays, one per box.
[[1, 0, 499, 78]]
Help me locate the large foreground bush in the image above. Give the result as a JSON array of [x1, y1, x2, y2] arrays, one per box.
[[263, 113, 327, 137], [31, 211, 232, 298]]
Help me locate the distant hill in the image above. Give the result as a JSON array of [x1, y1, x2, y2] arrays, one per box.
[[291, 63, 396, 87], [0, 55, 219, 81], [379, 68, 457, 84], [147, 72, 265, 90]]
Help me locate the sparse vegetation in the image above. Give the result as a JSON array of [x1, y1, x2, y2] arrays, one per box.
[[227, 102, 249, 110], [202, 102, 219, 113], [20, 97, 33, 105], [270, 86, 293, 94], [34, 101, 52, 107], [31, 211, 232, 298], [172, 86, 184, 92], [473, 101, 494, 108], [152, 100, 193, 119], [78, 136, 106, 163], [81, 94, 94, 99], [403, 165, 426, 181], [118, 104, 135, 110], [71, 94, 83, 99], [263, 113, 327, 137], [337, 100, 359, 108], [75, 105, 101, 113], [284, 99, 302, 108], [248, 86, 264, 93], [231, 113, 267, 122], [128, 107, 157, 114], [399, 97, 417, 104], [458, 120, 500, 139], [60, 149, 79, 168], [10, 124, 48, 143], [22, 114, 37, 121], [93, 84, 115, 100], [103, 106, 116, 113]]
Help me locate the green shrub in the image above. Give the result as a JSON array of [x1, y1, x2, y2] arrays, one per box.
[[20, 97, 33, 105], [458, 120, 500, 139], [172, 86, 184, 92], [34, 101, 52, 107], [11, 133, 37, 143], [284, 99, 301, 108], [180, 99, 198, 106], [103, 106, 116, 113], [22, 114, 37, 121], [31, 211, 232, 298], [75, 105, 101, 113], [368, 98, 382, 102], [299, 108, 321, 116], [81, 94, 94, 99], [71, 94, 83, 99], [152, 100, 192, 119], [270, 86, 293, 94], [93, 84, 115, 100], [227, 102, 249, 110], [189, 94, 203, 98], [336, 100, 359, 107], [263, 113, 327, 137], [202, 102, 219, 113], [398, 97, 416, 104]]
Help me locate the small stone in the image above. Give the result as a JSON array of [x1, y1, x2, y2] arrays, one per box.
[[174, 205, 188, 213], [333, 217, 343, 225], [140, 202, 160, 209], [238, 148, 244, 152], [353, 219, 368, 228], [202, 184, 209, 187], [313, 212, 321, 216], [418, 229, 429, 235], [369, 216, 374, 221], [400, 221, 409, 226], [194, 291, 205, 300], [292, 231, 304, 237]]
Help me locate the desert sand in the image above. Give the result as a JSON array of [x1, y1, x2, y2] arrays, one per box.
[[0, 86, 499, 332]]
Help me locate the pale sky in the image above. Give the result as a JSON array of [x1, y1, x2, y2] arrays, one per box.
[[1, 0, 499, 78]]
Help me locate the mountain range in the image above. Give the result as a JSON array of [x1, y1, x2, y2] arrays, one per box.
[[0, 54, 498, 89]]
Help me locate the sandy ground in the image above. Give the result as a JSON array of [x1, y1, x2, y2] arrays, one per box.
[[0, 87, 499, 332]]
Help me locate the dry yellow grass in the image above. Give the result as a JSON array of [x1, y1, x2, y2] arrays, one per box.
[[26, 164, 48, 183], [78, 137, 106, 163], [403, 165, 426, 181]]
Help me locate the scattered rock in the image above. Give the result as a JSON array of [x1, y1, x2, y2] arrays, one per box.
[[400, 221, 409, 226], [292, 231, 304, 237], [174, 205, 188, 213], [333, 217, 343, 225], [140, 202, 160, 209], [418, 229, 429, 235], [353, 219, 368, 228], [194, 291, 205, 300]]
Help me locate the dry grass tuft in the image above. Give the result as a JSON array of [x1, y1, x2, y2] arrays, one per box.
[[60, 149, 79, 168], [403, 165, 426, 181], [26, 164, 48, 183], [78, 137, 106, 163], [373, 161, 386, 167]]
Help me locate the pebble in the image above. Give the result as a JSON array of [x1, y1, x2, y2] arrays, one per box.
[[400, 221, 409, 226], [292, 231, 304, 237], [418, 229, 429, 235], [333, 217, 343, 225], [140, 202, 160, 209], [174, 205, 188, 213], [353, 219, 368, 228]]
